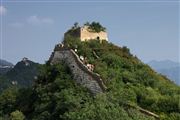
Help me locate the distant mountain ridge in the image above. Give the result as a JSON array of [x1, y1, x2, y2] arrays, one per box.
[[148, 60, 180, 85], [0, 59, 14, 75], [5, 57, 40, 87], [0, 59, 14, 67], [0, 58, 41, 91], [148, 60, 180, 69]]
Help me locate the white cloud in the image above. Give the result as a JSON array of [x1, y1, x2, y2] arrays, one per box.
[[27, 15, 54, 25], [0, 6, 7, 15], [9, 15, 54, 28]]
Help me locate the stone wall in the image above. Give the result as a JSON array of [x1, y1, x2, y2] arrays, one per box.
[[50, 47, 106, 95], [64, 26, 108, 42], [49, 45, 160, 119], [80, 26, 108, 41]]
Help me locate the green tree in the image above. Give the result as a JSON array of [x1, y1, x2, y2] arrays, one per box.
[[10, 110, 25, 120], [87, 22, 106, 33], [73, 22, 79, 29], [0, 87, 18, 114]]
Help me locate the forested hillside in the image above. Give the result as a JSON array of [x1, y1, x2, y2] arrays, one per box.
[[0, 37, 179, 120], [0, 58, 40, 92]]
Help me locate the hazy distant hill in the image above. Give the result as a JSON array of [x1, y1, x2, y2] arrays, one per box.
[[148, 60, 180, 85], [5, 58, 40, 87], [0, 59, 14, 75], [0, 58, 40, 92]]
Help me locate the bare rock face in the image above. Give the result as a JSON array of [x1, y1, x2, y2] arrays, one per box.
[[49, 45, 106, 95]]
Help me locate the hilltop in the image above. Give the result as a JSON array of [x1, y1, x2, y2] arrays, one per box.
[[0, 23, 179, 120], [0, 58, 41, 92]]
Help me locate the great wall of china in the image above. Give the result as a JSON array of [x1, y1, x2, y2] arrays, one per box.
[[49, 43, 160, 119], [49, 44, 106, 95]]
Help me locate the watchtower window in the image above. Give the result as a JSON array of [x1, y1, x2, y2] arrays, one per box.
[[97, 36, 100, 40]]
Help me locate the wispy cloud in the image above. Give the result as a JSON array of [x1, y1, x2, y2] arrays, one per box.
[[0, 6, 7, 15], [9, 15, 54, 28], [27, 15, 54, 25]]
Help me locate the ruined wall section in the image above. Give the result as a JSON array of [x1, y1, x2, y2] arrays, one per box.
[[50, 47, 106, 95], [80, 26, 108, 41]]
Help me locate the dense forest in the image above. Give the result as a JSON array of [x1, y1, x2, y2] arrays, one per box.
[[0, 35, 179, 120]]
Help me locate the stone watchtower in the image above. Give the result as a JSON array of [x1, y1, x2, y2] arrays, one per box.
[[64, 23, 108, 41], [79, 25, 108, 41]]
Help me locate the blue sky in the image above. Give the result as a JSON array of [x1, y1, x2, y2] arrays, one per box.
[[0, 0, 179, 64]]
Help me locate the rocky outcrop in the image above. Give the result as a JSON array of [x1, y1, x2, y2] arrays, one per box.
[[49, 44, 106, 95]]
